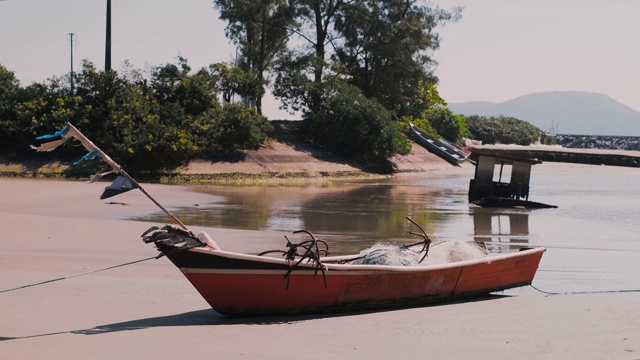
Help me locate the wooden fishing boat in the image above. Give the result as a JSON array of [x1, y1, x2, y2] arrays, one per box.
[[32, 123, 546, 317], [408, 122, 469, 166], [143, 224, 545, 317]]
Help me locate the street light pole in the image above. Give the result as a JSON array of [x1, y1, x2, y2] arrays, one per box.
[[105, 0, 111, 71], [69, 33, 75, 94]]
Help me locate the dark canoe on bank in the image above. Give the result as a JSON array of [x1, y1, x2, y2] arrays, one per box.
[[409, 122, 469, 166], [143, 225, 545, 317]]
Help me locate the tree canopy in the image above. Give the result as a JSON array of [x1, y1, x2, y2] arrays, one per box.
[[0, 1, 487, 173], [1, 59, 272, 174], [213, 0, 297, 114]]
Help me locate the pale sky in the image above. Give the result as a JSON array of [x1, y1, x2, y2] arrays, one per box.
[[1, 0, 639, 120]]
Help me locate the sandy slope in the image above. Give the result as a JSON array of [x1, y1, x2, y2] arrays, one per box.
[[1, 177, 640, 359], [183, 139, 458, 176], [0, 132, 463, 179]]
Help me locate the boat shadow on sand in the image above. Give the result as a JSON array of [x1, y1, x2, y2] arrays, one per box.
[[1, 295, 506, 341]]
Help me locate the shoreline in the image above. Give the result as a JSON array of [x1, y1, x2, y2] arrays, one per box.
[[2, 175, 640, 358], [0, 135, 453, 184], [3, 140, 640, 187]]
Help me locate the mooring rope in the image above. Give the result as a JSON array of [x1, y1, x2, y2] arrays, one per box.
[[530, 284, 640, 296], [0, 255, 159, 294]]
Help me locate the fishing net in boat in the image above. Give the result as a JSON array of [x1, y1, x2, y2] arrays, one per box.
[[349, 244, 421, 266], [348, 241, 488, 266], [421, 241, 488, 265]]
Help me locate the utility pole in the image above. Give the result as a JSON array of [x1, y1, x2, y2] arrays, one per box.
[[105, 0, 111, 71], [69, 33, 75, 95]]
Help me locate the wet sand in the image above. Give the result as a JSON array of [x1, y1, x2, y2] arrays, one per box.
[[2, 176, 640, 359]]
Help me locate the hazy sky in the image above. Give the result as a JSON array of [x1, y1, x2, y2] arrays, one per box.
[[1, 0, 639, 120]]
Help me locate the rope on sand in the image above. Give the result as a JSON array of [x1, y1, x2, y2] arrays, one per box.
[[0, 256, 158, 294], [530, 284, 640, 296]]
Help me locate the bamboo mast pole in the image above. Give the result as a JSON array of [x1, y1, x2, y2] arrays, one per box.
[[66, 123, 188, 230]]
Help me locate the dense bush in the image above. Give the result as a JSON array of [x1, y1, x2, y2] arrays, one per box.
[[212, 103, 273, 150], [464, 115, 545, 145], [2, 58, 424, 173], [0, 65, 19, 143], [422, 106, 469, 142], [400, 116, 438, 138], [303, 82, 410, 160], [1, 60, 274, 174]]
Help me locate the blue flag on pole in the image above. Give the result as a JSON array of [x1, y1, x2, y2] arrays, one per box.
[[72, 150, 101, 166], [35, 126, 70, 140], [30, 124, 72, 152], [32, 123, 138, 201]]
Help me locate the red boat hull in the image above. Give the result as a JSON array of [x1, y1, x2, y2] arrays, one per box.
[[164, 247, 545, 316]]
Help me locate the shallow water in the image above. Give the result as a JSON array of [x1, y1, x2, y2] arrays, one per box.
[[137, 166, 640, 301]]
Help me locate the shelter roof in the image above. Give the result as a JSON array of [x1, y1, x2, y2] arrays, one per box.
[[469, 150, 542, 165]]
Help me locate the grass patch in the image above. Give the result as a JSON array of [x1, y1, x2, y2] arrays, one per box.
[[158, 171, 382, 186]]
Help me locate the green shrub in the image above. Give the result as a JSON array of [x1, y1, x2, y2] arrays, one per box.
[[212, 103, 273, 150], [464, 115, 542, 145], [422, 107, 469, 142], [304, 82, 410, 160]]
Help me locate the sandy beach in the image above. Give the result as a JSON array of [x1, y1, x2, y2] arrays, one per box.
[[2, 175, 640, 360]]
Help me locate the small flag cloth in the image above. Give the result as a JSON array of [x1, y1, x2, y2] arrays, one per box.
[[73, 150, 101, 166], [90, 170, 115, 183], [35, 125, 70, 140], [33, 123, 135, 200], [100, 175, 138, 200], [30, 125, 72, 152]]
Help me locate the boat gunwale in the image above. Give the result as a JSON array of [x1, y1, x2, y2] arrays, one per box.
[[183, 246, 546, 273]]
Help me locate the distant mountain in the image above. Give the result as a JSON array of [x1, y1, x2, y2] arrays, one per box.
[[448, 91, 640, 136]]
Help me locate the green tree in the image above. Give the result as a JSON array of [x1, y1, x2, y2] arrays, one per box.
[[291, 0, 349, 85], [304, 81, 409, 160], [0, 64, 25, 146], [273, 0, 351, 115], [334, 0, 461, 117], [208, 62, 263, 105], [274, 1, 460, 118], [151, 58, 220, 121], [408, 81, 447, 118], [213, 0, 296, 114]]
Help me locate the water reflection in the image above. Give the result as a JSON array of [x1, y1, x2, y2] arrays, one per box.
[[137, 183, 471, 254], [137, 180, 545, 255], [133, 170, 640, 301], [471, 209, 530, 252]]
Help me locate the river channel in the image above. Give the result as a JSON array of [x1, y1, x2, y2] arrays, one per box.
[[137, 164, 640, 301]]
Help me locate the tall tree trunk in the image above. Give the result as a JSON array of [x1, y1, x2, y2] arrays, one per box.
[[313, 1, 325, 84]]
